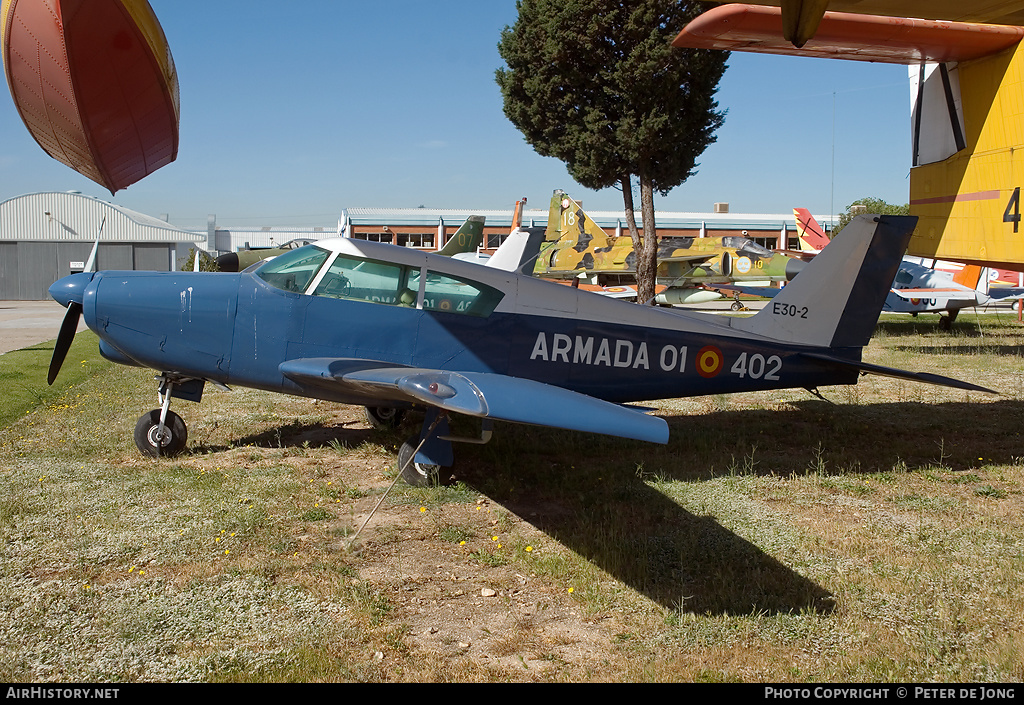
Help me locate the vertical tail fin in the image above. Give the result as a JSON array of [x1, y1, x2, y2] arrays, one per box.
[[793, 208, 830, 252], [730, 215, 917, 349], [952, 263, 984, 291], [436, 215, 485, 257], [543, 190, 610, 246], [485, 227, 546, 274], [510, 197, 527, 232]]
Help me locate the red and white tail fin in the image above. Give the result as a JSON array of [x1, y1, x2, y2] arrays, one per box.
[[793, 208, 830, 252]]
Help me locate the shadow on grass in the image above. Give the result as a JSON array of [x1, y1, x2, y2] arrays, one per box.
[[468, 464, 836, 616], [449, 398, 1024, 615], [193, 397, 1024, 616], [189, 418, 375, 453], [891, 344, 1024, 356]]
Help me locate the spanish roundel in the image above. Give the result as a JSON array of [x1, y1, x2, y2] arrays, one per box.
[[696, 345, 724, 378], [2, 0, 179, 193]]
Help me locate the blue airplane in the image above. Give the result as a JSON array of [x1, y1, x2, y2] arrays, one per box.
[[47, 214, 993, 486]]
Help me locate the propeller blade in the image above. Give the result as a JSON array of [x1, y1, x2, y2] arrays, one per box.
[[84, 216, 104, 273], [48, 302, 83, 385]]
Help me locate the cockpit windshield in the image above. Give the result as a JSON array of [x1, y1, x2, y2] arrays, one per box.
[[254, 246, 330, 293], [721, 236, 774, 258]]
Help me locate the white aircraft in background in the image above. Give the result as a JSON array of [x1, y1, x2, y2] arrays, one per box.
[[795, 208, 1024, 329]]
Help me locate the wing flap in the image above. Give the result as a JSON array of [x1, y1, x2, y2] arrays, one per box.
[[280, 359, 669, 444]]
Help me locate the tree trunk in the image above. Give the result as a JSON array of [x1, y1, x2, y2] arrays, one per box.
[[636, 174, 658, 305], [621, 175, 642, 252]]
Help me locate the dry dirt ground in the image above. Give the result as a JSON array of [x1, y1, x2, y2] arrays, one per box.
[[213, 400, 644, 679]]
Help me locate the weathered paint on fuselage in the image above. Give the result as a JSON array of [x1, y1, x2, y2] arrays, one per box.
[[78, 240, 860, 411]]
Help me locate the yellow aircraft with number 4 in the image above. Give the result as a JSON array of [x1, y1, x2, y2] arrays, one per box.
[[674, 1, 1024, 271]]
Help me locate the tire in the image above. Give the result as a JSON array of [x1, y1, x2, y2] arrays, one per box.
[[397, 435, 448, 487], [134, 409, 188, 458], [364, 406, 406, 429]]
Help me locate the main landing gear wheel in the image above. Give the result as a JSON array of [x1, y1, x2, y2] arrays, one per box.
[[134, 409, 188, 458], [398, 435, 450, 487], [364, 406, 406, 429]]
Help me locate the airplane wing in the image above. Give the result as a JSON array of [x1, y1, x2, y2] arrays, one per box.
[[704, 283, 784, 299], [671, 4, 1024, 64], [987, 287, 1024, 301], [889, 287, 980, 302], [659, 253, 718, 266], [279, 358, 669, 444]]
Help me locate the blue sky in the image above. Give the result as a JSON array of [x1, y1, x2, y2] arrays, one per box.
[[0, 1, 912, 229]]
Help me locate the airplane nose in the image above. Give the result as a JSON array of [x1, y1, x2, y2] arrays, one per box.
[[48, 272, 94, 308], [785, 257, 807, 281], [216, 252, 240, 272]]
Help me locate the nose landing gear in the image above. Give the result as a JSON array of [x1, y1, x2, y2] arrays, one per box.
[[133, 374, 201, 458], [134, 408, 187, 457]]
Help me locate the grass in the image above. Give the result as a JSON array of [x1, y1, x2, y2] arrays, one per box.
[[0, 313, 1022, 682], [0, 332, 111, 429]]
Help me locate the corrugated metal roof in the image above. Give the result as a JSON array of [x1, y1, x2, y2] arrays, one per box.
[[0, 192, 203, 243], [341, 206, 833, 231]]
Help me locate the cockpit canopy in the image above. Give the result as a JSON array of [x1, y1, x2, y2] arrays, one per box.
[[254, 245, 504, 317], [720, 237, 774, 258]]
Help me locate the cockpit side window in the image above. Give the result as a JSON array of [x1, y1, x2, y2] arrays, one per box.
[[312, 253, 412, 305], [254, 246, 330, 293], [422, 271, 504, 317]]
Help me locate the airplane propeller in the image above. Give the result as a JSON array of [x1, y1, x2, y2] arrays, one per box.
[[48, 301, 83, 385], [48, 217, 103, 386]]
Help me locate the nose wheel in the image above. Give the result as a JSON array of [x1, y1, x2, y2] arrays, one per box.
[[134, 409, 188, 457], [133, 375, 192, 458]]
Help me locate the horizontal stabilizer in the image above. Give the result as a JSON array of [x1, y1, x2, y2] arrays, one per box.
[[280, 359, 669, 444], [801, 352, 997, 395]]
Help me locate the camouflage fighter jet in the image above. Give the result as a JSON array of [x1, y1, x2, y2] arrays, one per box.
[[534, 191, 806, 305]]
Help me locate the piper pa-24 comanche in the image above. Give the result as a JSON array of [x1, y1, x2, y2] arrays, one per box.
[[47, 213, 993, 486]]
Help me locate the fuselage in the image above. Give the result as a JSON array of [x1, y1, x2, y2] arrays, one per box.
[[885, 259, 986, 314], [56, 238, 859, 407]]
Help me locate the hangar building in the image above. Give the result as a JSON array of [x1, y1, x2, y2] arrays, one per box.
[[0, 192, 203, 300], [210, 203, 821, 255]]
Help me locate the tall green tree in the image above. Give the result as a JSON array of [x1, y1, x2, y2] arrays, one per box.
[[496, 0, 728, 304], [833, 197, 910, 236]]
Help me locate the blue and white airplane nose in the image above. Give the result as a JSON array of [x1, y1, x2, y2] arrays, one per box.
[[48, 272, 94, 307]]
